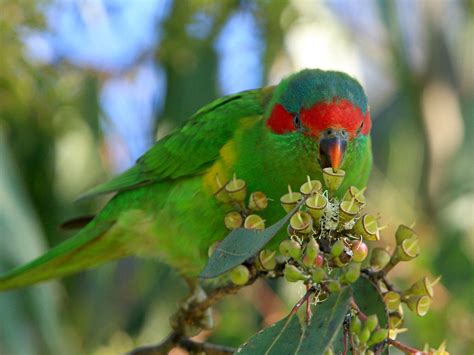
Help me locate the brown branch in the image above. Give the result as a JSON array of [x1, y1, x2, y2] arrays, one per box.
[[388, 339, 430, 355]]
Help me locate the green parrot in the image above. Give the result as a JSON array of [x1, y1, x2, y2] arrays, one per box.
[[0, 69, 372, 291]]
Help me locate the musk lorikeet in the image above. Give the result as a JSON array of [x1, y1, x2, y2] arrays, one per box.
[[0, 69, 372, 291]]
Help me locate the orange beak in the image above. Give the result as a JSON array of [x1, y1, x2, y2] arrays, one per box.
[[319, 133, 347, 172]]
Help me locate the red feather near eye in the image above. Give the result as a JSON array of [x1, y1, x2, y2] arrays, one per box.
[[266, 104, 295, 134]]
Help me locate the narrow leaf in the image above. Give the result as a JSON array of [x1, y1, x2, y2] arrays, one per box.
[[200, 204, 300, 278], [296, 288, 351, 355], [237, 311, 303, 355]]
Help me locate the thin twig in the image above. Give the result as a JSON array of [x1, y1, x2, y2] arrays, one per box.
[[290, 286, 316, 317], [388, 338, 429, 355]]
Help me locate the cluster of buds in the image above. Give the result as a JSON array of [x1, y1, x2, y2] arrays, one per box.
[[350, 313, 389, 352]]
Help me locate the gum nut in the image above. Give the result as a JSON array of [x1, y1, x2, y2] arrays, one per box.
[[351, 240, 368, 263], [343, 186, 367, 207], [368, 328, 389, 347], [244, 214, 265, 230], [397, 237, 420, 261], [280, 187, 302, 212], [389, 313, 404, 329], [248, 191, 268, 211], [339, 200, 360, 222], [290, 211, 313, 234], [365, 314, 379, 332], [353, 214, 379, 240], [406, 295, 431, 316], [230, 265, 250, 286], [314, 253, 324, 267], [409, 276, 440, 298], [350, 316, 362, 334], [327, 280, 341, 293], [224, 211, 243, 230], [279, 240, 293, 257], [359, 327, 371, 344], [284, 264, 308, 282], [322, 167, 346, 191], [395, 224, 418, 245], [311, 267, 327, 283], [384, 291, 401, 312], [305, 193, 327, 220], [333, 256, 347, 268], [300, 177, 322, 195], [257, 250, 277, 271], [344, 263, 361, 283], [370, 248, 392, 271], [305, 237, 320, 259], [208, 240, 221, 257], [288, 240, 302, 260], [331, 239, 346, 257], [225, 176, 247, 202], [302, 254, 316, 267]]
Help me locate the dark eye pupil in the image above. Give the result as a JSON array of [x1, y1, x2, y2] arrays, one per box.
[[293, 114, 301, 128]]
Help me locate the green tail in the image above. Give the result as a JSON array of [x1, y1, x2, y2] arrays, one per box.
[[0, 221, 122, 291]]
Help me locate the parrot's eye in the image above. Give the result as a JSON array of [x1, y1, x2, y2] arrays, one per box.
[[293, 114, 302, 130]]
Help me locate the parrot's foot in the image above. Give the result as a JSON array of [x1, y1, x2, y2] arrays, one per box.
[[170, 281, 214, 337]]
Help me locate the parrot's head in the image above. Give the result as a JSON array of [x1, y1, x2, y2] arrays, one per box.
[[265, 69, 371, 172]]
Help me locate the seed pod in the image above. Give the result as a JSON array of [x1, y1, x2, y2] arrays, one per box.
[[405, 295, 431, 316], [353, 214, 379, 241], [256, 250, 277, 271], [224, 211, 243, 230], [368, 328, 389, 347], [395, 224, 417, 245], [279, 240, 293, 257], [311, 267, 327, 283], [343, 185, 367, 207], [284, 264, 308, 282], [322, 167, 346, 192], [395, 237, 420, 261], [350, 316, 362, 334], [406, 276, 440, 298], [305, 237, 320, 259], [300, 176, 322, 195], [351, 240, 368, 263], [230, 265, 250, 285], [384, 291, 401, 312], [331, 239, 346, 257], [314, 253, 324, 267], [389, 312, 404, 329], [225, 174, 247, 202], [305, 193, 327, 222], [290, 211, 313, 234], [248, 191, 268, 211], [344, 262, 361, 283], [339, 199, 359, 223], [280, 185, 302, 212], [364, 314, 379, 332], [370, 248, 391, 271], [358, 327, 371, 344], [327, 280, 342, 293], [244, 214, 265, 230]]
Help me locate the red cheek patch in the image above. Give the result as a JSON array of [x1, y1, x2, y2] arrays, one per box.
[[266, 104, 295, 134]]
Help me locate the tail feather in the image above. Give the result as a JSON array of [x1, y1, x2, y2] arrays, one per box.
[[0, 221, 123, 291]]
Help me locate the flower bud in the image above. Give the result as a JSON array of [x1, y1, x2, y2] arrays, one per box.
[[364, 314, 379, 332], [383, 291, 401, 312], [311, 267, 327, 283], [230, 265, 250, 285], [327, 280, 342, 293], [244, 214, 265, 230], [370, 248, 391, 271], [331, 239, 346, 257], [314, 253, 324, 267], [280, 185, 302, 212], [395, 224, 417, 245], [305, 237, 320, 259], [279, 239, 301, 260], [284, 264, 308, 282], [305, 193, 327, 222], [323, 347, 334, 355], [405, 295, 431, 316], [359, 327, 371, 344], [351, 240, 368, 263], [350, 316, 362, 334], [344, 262, 361, 283], [224, 211, 243, 230], [248, 191, 268, 211], [290, 211, 313, 234], [353, 214, 379, 241], [368, 328, 389, 347], [343, 186, 367, 207], [395, 237, 420, 261], [225, 175, 247, 202], [256, 250, 276, 271], [322, 167, 346, 192], [339, 199, 359, 223], [300, 176, 322, 195]]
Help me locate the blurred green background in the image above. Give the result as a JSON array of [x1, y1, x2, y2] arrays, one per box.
[[0, 0, 472, 354]]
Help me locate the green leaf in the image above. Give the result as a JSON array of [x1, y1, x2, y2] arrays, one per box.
[[296, 288, 351, 354], [237, 310, 303, 354], [200, 204, 300, 279]]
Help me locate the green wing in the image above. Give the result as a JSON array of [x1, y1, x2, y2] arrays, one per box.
[[78, 88, 273, 200]]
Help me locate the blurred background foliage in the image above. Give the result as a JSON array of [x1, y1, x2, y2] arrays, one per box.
[[0, 0, 472, 354]]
